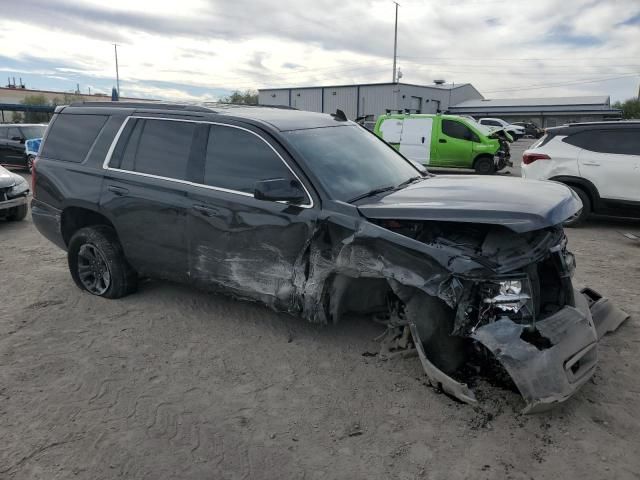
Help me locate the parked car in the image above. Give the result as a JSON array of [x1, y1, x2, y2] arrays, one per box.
[[512, 121, 543, 138], [522, 121, 640, 226], [0, 123, 47, 172], [0, 164, 29, 221], [31, 102, 628, 412], [478, 118, 525, 140], [374, 113, 511, 174]]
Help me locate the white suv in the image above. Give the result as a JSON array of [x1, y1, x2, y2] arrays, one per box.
[[478, 118, 525, 140], [522, 121, 640, 226]]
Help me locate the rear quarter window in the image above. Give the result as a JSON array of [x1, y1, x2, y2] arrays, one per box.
[[41, 113, 108, 163]]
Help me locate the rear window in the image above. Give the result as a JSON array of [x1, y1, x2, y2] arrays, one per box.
[[41, 113, 108, 163], [563, 129, 640, 155]]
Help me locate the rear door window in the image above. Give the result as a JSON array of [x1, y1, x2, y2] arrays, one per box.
[[564, 129, 640, 155], [0, 127, 7, 140], [115, 118, 195, 180], [41, 113, 108, 163], [204, 125, 293, 193]]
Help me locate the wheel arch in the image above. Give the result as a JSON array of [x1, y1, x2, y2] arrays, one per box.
[[61, 206, 116, 247], [549, 175, 600, 210]]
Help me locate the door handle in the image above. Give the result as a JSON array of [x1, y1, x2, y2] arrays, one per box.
[[108, 185, 129, 196], [582, 161, 600, 166], [421, 136, 425, 144], [439, 138, 447, 143], [192, 204, 221, 217]]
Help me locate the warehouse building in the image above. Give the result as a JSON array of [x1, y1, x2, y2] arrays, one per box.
[[258, 82, 483, 120], [447, 96, 622, 128], [259, 83, 622, 128]]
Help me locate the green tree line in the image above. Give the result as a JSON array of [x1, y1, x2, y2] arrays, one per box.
[[612, 97, 640, 119]]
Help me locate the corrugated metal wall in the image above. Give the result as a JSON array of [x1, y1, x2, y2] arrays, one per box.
[[290, 88, 322, 112], [258, 83, 485, 119], [323, 86, 358, 118], [359, 85, 399, 117], [258, 90, 290, 107]]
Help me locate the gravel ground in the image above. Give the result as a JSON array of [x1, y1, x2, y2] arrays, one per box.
[[1, 162, 639, 480]]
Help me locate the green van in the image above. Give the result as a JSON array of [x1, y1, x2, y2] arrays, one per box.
[[374, 113, 510, 174]]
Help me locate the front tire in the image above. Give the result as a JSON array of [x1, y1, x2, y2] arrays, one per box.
[[564, 186, 591, 227], [68, 225, 137, 298], [474, 156, 496, 175], [405, 293, 467, 374], [6, 204, 28, 221]]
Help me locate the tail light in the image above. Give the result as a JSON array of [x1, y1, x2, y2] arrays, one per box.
[[31, 156, 38, 198], [522, 153, 550, 165]]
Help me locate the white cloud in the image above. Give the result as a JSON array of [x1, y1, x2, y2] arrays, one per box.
[[0, 0, 638, 101]]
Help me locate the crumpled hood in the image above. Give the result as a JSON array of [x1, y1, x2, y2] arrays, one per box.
[[357, 175, 581, 233], [0, 166, 17, 189]]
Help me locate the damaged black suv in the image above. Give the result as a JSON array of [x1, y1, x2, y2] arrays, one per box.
[[32, 102, 628, 412]]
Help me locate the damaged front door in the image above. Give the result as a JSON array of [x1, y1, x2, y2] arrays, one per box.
[[186, 122, 317, 309]]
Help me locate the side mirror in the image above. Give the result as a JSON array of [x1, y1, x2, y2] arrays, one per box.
[[254, 178, 307, 205]]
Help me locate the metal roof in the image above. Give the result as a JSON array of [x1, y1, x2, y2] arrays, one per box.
[[259, 82, 471, 92], [451, 96, 611, 109]]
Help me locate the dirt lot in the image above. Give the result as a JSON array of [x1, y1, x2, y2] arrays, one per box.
[[1, 168, 640, 479]]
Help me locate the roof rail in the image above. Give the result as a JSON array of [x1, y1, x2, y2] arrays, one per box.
[[67, 101, 216, 112]]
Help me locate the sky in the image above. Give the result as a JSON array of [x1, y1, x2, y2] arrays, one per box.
[[0, 0, 639, 103]]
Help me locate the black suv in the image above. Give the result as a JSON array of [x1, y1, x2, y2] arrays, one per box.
[[32, 102, 627, 412], [0, 123, 46, 171]]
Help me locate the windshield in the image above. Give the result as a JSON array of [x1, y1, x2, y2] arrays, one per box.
[[20, 126, 46, 139], [465, 118, 495, 136], [284, 125, 420, 202]]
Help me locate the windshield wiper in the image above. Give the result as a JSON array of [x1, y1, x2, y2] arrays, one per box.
[[348, 185, 396, 203], [394, 175, 423, 190]]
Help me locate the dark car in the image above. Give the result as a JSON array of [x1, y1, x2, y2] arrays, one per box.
[[0, 164, 29, 221], [512, 121, 543, 138], [0, 123, 47, 172], [31, 102, 628, 413]]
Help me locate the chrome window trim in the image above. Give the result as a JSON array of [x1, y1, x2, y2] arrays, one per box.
[[102, 115, 314, 208]]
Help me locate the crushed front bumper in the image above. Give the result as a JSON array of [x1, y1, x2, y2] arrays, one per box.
[[409, 287, 629, 413], [471, 287, 629, 413]]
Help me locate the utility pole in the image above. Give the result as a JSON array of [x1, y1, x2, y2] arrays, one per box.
[[114, 44, 120, 96], [392, 2, 399, 83]]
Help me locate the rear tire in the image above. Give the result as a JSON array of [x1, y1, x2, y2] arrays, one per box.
[[68, 225, 137, 298], [7, 204, 28, 221], [564, 186, 591, 227], [474, 156, 496, 175], [405, 293, 467, 374]]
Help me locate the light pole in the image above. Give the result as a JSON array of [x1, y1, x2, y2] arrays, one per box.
[[392, 2, 399, 83], [114, 44, 120, 97]]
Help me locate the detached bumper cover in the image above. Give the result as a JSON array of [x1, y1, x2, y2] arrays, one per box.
[[471, 288, 629, 413]]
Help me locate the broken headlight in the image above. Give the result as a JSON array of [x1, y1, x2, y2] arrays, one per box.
[[481, 278, 535, 324]]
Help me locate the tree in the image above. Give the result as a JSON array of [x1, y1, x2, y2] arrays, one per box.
[[220, 89, 258, 105], [50, 93, 85, 107], [20, 94, 50, 123], [612, 97, 640, 119]]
